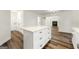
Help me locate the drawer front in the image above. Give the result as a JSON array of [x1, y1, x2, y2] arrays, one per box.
[[39, 36, 50, 49], [33, 29, 45, 49], [39, 41, 44, 48], [34, 29, 44, 42], [33, 37, 44, 49], [34, 28, 50, 42], [46, 27, 51, 39], [33, 27, 51, 49], [47, 27, 51, 34], [38, 28, 51, 48], [33, 41, 40, 49]]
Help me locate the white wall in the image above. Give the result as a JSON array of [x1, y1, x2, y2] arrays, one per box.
[[0, 10, 10, 46], [24, 11, 41, 26], [42, 11, 79, 33], [72, 11, 79, 28], [55, 11, 79, 32], [56, 11, 73, 33]]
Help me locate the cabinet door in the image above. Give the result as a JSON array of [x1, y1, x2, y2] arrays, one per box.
[[40, 28, 51, 48], [33, 27, 51, 49]]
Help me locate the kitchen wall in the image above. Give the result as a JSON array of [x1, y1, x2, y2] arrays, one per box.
[[0, 10, 10, 46], [24, 10, 41, 26]]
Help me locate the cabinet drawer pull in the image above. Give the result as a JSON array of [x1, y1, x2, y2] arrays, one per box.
[[48, 32, 50, 34], [40, 44, 43, 47], [40, 37, 42, 40], [40, 32, 42, 33]]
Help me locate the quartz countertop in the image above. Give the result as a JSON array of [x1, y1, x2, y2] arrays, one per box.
[[21, 26, 48, 32]]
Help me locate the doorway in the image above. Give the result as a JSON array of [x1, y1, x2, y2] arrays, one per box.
[[52, 21, 58, 27]]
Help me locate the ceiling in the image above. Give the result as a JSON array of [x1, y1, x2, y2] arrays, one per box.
[[29, 10, 60, 15]]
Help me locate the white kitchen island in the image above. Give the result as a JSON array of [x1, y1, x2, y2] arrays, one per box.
[[21, 26, 51, 49]]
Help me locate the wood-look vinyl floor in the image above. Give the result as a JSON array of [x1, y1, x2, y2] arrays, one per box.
[[44, 26, 74, 49], [7, 31, 23, 49]]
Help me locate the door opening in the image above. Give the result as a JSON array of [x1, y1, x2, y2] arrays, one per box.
[[52, 21, 58, 27]]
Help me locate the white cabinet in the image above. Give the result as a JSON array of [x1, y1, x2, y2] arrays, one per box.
[[72, 28, 79, 49], [22, 26, 51, 49]]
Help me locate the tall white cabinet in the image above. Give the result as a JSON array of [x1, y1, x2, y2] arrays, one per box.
[[0, 11, 10, 46]]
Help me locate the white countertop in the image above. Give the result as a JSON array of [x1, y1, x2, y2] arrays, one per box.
[[21, 26, 48, 32], [72, 27, 79, 33]]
